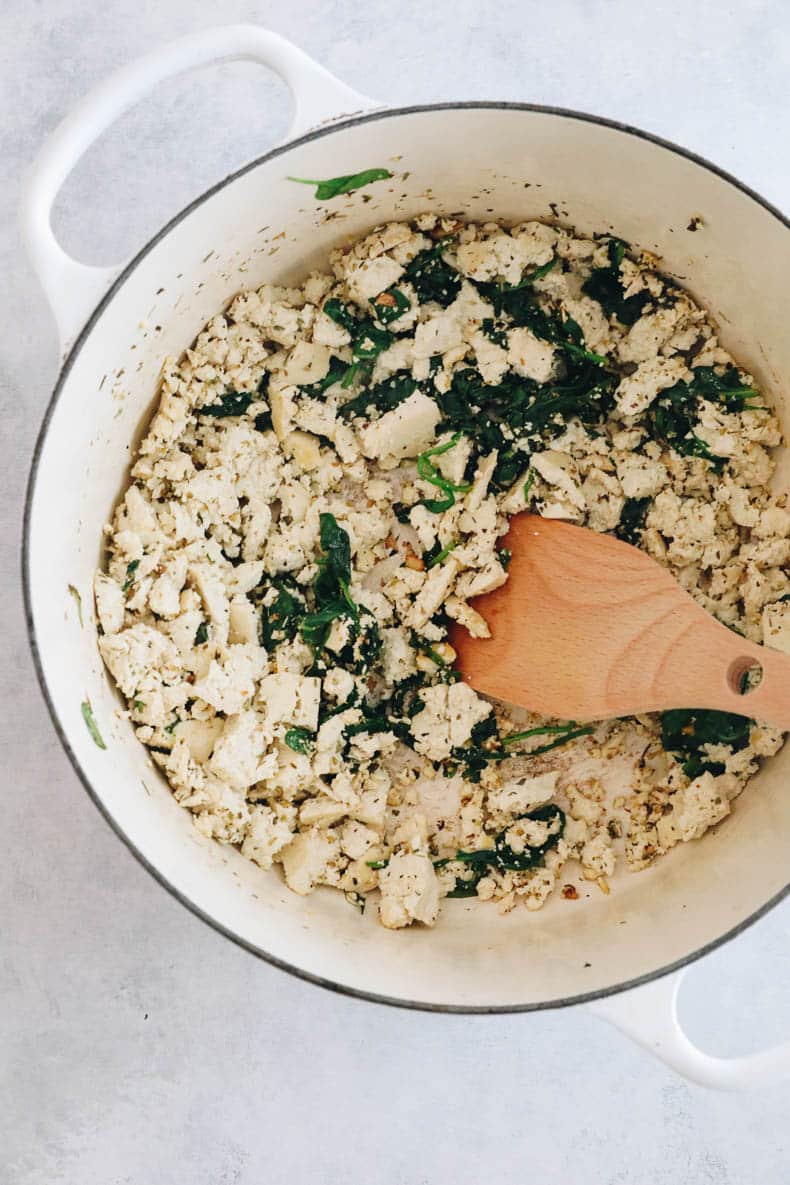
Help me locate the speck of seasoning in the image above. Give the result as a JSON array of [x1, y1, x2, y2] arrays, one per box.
[[561, 884, 579, 900], [67, 584, 83, 626], [687, 215, 703, 232]]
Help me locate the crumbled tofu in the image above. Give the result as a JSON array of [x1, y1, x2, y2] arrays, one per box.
[[762, 600, 790, 654], [379, 853, 440, 928], [508, 328, 556, 383], [94, 573, 125, 635], [616, 356, 689, 416], [358, 392, 441, 461], [486, 771, 559, 828], [241, 804, 296, 869], [410, 682, 492, 760], [257, 673, 321, 729], [280, 829, 341, 895]]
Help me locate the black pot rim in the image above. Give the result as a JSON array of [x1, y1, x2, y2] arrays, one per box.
[[22, 100, 790, 1015]]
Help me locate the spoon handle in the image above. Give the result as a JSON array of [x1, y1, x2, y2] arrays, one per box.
[[591, 590, 790, 728], [670, 617, 790, 730]]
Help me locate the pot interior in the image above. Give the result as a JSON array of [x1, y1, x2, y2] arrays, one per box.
[[27, 106, 790, 1008]]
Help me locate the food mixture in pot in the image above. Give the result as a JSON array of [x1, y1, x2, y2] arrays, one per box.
[[95, 214, 789, 929]]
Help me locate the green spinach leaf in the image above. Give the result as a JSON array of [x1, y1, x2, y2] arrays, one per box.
[[371, 287, 411, 325], [582, 237, 651, 326], [287, 168, 392, 200], [445, 804, 567, 895], [615, 497, 652, 545], [417, 433, 471, 513], [660, 708, 752, 779], [81, 700, 107, 750], [122, 559, 140, 593], [200, 390, 253, 418], [301, 355, 349, 397], [284, 726, 315, 754], [338, 371, 417, 421], [403, 239, 462, 307], [258, 578, 306, 649], [323, 298, 358, 333]]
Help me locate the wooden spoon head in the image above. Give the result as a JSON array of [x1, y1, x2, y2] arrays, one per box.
[[447, 514, 768, 722]]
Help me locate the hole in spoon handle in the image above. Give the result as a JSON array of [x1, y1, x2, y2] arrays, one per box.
[[726, 656, 764, 697]]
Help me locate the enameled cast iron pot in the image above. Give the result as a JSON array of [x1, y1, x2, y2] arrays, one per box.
[[22, 25, 790, 1087]]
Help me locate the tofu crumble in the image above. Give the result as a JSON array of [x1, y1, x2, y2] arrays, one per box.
[[95, 214, 789, 929]]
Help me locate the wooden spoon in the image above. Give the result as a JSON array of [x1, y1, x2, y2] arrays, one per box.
[[448, 514, 790, 729]]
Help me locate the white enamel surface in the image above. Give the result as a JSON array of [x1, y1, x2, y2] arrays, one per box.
[[26, 105, 790, 1013]]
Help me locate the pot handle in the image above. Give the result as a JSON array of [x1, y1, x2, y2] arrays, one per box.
[[20, 25, 376, 354], [589, 968, 790, 1089]]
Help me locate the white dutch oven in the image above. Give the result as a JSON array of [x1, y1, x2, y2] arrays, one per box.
[[22, 25, 790, 1088]]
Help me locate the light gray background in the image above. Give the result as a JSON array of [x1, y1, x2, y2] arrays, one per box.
[[3, 1, 790, 1181]]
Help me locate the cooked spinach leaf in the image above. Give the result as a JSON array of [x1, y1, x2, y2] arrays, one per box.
[[583, 237, 651, 326], [443, 804, 567, 895], [450, 717, 593, 782], [350, 321, 392, 360], [194, 621, 209, 645], [660, 708, 752, 779], [616, 497, 651, 544], [301, 355, 349, 397], [481, 318, 509, 348], [523, 469, 536, 501], [476, 257, 557, 310], [458, 804, 566, 873], [371, 287, 411, 325], [287, 168, 392, 200], [323, 298, 358, 333], [689, 365, 760, 410], [254, 407, 273, 432], [477, 270, 609, 367], [336, 317, 393, 391], [351, 609, 383, 674], [299, 514, 359, 651], [501, 721, 594, 753], [424, 540, 457, 569], [417, 433, 471, 513], [122, 559, 140, 593], [403, 239, 461, 307], [506, 257, 558, 288], [315, 513, 354, 605], [300, 600, 349, 649], [81, 700, 106, 750], [648, 383, 715, 461], [258, 577, 306, 649], [646, 365, 758, 461], [436, 365, 617, 492], [200, 390, 253, 418], [338, 371, 416, 421], [284, 726, 315, 754]]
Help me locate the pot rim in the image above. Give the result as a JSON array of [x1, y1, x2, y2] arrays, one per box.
[[22, 100, 790, 1014]]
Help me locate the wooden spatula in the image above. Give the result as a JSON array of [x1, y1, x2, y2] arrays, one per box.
[[448, 514, 790, 728]]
